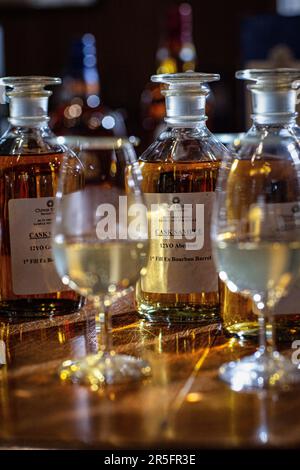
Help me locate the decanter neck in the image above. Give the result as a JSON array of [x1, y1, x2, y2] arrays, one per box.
[[250, 84, 298, 125], [151, 71, 219, 126], [164, 89, 207, 126], [8, 95, 50, 127]]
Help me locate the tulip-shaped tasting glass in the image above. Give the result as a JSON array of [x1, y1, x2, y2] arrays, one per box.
[[211, 69, 300, 391], [52, 137, 150, 387]]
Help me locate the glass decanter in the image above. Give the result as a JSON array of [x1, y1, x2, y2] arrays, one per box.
[[137, 72, 228, 323], [212, 68, 300, 390], [0, 76, 83, 317]]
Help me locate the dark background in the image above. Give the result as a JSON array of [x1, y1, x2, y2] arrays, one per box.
[[0, 0, 279, 134]]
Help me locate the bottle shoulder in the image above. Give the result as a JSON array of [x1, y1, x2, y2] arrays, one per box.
[[0, 126, 65, 156], [139, 127, 228, 163], [237, 124, 300, 161]]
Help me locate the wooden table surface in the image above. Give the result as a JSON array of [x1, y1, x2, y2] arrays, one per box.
[[0, 292, 300, 450]]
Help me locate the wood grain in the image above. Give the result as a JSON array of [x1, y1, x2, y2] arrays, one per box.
[[0, 293, 300, 450]]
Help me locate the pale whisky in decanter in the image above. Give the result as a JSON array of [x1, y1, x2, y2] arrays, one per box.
[[219, 68, 300, 341], [137, 72, 228, 323]]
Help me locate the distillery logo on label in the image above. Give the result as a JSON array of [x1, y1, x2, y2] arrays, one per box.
[[34, 198, 55, 215], [94, 195, 205, 250]]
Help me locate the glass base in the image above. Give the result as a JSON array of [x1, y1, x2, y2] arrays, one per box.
[[0, 298, 84, 318], [224, 321, 259, 340], [138, 302, 220, 324], [59, 352, 151, 387], [224, 319, 300, 343], [219, 351, 300, 391]]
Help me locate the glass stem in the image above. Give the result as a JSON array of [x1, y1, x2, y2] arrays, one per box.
[[94, 297, 113, 356], [257, 303, 275, 357]]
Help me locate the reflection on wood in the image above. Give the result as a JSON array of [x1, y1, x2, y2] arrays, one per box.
[[0, 292, 300, 449]]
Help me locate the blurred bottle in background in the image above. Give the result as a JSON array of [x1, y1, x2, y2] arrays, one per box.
[[51, 33, 126, 137], [140, 3, 215, 150], [277, 0, 300, 16]]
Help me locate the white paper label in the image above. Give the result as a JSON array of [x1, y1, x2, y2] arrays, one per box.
[[249, 201, 300, 237], [272, 202, 300, 314], [141, 192, 218, 294], [9, 197, 66, 295]]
